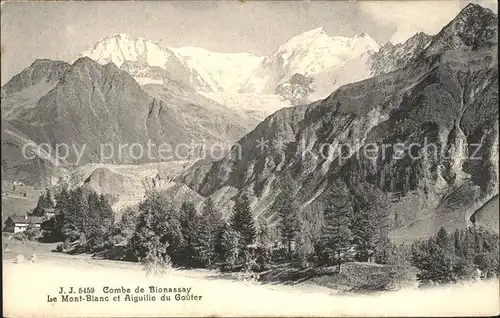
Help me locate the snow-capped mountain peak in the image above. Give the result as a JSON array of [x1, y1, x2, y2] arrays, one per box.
[[78, 27, 387, 104], [80, 33, 263, 93], [80, 28, 382, 95], [295, 26, 326, 37], [277, 28, 380, 58], [277, 27, 332, 53], [351, 32, 380, 52]]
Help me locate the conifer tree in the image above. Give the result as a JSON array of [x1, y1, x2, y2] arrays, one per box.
[[179, 201, 201, 266], [109, 207, 138, 252], [84, 191, 100, 247], [230, 194, 256, 250], [31, 194, 47, 217], [273, 180, 300, 259], [436, 226, 452, 250], [453, 229, 463, 258], [132, 193, 184, 268], [220, 223, 241, 267], [86, 193, 114, 251], [45, 189, 54, 208], [320, 183, 354, 270], [411, 236, 458, 284], [294, 214, 314, 268], [61, 188, 87, 241], [255, 216, 275, 270], [461, 228, 475, 260], [51, 187, 70, 240], [408, 227, 500, 285], [197, 197, 223, 266], [351, 182, 391, 262], [31, 189, 55, 217]]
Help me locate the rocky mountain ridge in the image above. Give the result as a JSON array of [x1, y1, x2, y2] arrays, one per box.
[[1, 56, 257, 184], [79, 33, 262, 93], [79, 28, 385, 107], [239, 28, 380, 94], [176, 3, 499, 241], [79, 27, 453, 107]]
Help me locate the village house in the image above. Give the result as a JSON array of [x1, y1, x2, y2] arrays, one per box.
[[3, 215, 44, 233]]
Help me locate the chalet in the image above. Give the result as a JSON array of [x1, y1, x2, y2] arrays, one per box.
[[3, 215, 44, 233]]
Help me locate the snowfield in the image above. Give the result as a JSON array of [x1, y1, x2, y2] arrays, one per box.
[[239, 28, 380, 94], [3, 252, 499, 317], [200, 91, 293, 119], [172, 47, 263, 93]]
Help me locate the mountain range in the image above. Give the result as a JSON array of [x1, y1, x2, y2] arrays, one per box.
[[175, 3, 499, 241], [77, 26, 436, 105], [1, 20, 407, 183], [1, 57, 257, 184], [79, 28, 379, 94], [1, 3, 497, 241]]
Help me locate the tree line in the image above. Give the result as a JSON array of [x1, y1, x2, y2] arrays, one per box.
[[37, 178, 394, 272], [39, 187, 114, 252], [410, 226, 499, 285], [272, 179, 393, 270], [36, 181, 499, 284], [130, 192, 260, 272]]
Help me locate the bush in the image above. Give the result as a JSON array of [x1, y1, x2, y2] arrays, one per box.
[[411, 227, 500, 285], [106, 207, 138, 260], [255, 247, 272, 271], [142, 249, 172, 276], [242, 249, 259, 272], [258, 262, 417, 292], [55, 239, 72, 253], [131, 193, 184, 268], [271, 246, 288, 263], [375, 242, 412, 266], [63, 239, 71, 250], [474, 252, 499, 278], [23, 224, 42, 241], [55, 243, 64, 252]]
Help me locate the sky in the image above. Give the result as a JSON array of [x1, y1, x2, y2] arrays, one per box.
[[1, 0, 497, 84]]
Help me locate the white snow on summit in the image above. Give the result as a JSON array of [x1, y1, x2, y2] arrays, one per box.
[[80, 28, 381, 96], [80, 33, 262, 93], [80, 33, 173, 68], [79, 28, 384, 116], [239, 28, 381, 94], [172, 47, 263, 93]]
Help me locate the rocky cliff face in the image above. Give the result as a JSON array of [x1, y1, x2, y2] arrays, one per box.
[[1, 59, 71, 95], [1, 60, 71, 120], [1, 119, 59, 186], [470, 194, 499, 234], [274, 73, 314, 106], [370, 32, 432, 76], [177, 4, 499, 242]]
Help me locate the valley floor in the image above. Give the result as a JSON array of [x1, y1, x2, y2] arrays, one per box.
[[2, 236, 499, 317]]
